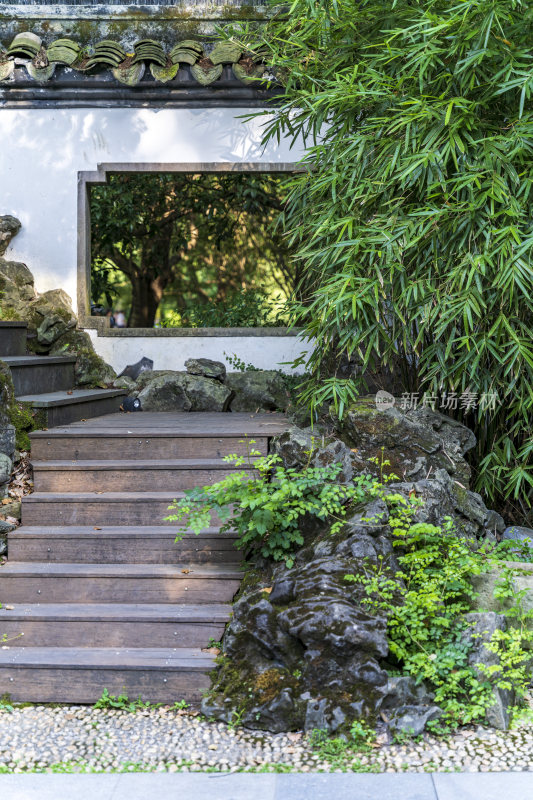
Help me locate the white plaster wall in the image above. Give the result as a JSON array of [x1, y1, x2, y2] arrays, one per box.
[[0, 107, 308, 372], [0, 107, 304, 303], [87, 330, 313, 375]]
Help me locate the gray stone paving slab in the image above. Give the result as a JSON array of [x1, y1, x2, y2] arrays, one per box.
[[433, 772, 533, 800], [0, 774, 121, 800], [1, 773, 533, 800], [111, 773, 277, 800], [274, 774, 437, 799]]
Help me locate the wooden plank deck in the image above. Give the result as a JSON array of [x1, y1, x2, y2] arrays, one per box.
[[30, 411, 288, 438]]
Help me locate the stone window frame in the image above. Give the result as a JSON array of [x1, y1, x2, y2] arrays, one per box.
[[77, 161, 301, 337]]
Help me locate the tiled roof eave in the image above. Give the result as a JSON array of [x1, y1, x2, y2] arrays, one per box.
[[0, 65, 281, 108], [0, 32, 274, 91]]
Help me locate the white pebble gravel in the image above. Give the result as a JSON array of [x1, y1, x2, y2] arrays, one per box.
[[0, 705, 532, 773]]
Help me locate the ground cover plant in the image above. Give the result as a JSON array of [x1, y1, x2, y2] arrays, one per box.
[[231, 0, 533, 522], [345, 497, 533, 729], [166, 442, 375, 567]]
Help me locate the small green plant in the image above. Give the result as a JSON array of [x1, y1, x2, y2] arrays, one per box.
[[227, 707, 246, 730], [308, 724, 376, 770], [206, 638, 222, 649], [344, 496, 533, 729], [94, 689, 156, 712], [223, 352, 260, 373], [348, 719, 375, 748], [167, 444, 376, 567], [171, 699, 190, 711]]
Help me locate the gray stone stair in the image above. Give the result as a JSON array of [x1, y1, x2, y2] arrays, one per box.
[[17, 389, 127, 428], [0, 321, 27, 356], [0, 322, 125, 426], [1, 354, 76, 395]]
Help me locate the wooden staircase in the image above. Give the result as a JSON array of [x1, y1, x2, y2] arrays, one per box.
[[0, 412, 287, 704], [0, 320, 125, 426]]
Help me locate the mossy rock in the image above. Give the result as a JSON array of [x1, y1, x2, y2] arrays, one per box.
[[24, 289, 76, 353], [0, 258, 36, 319], [0, 361, 39, 451], [471, 562, 533, 634], [226, 371, 289, 412], [74, 347, 116, 388], [0, 216, 21, 256], [51, 329, 116, 388]]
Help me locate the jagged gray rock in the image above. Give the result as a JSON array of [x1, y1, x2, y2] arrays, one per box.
[[471, 564, 533, 632], [26, 289, 77, 353], [136, 371, 231, 412], [203, 401, 510, 736], [0, 452, 12, 500], [185, 358, 226, 382], [226, 371, 288, 412], [0, 215, 21, 256], [461, 612, 513, 731], [0, 258, 35, 318], [203, 546, 391, 733], [502, 526, 533, 556], [341, 397, 476, 485]]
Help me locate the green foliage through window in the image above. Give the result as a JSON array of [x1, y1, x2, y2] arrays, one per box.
[[90, 172, 300, 328]]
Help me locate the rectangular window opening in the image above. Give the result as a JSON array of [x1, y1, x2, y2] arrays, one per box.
[[84, 166, 302, 332]]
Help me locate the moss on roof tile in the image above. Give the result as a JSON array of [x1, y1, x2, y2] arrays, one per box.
[[0, 30, 270, 88]]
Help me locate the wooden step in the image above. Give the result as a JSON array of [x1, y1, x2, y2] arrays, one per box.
[[8, 526, 241, 564], [0, 602, 230, 647], [0, 646, 214, 704], [2, 411, 287, 705], [30, 434, 269, 461], [17, 389, 126, 428], [2, 355, 76, 396], [0, 321, 27, 356], [21, 492, 213, 526], [29, 411, 286, 460], [31, 458, 259, 492], [0, 562, 242, 603]]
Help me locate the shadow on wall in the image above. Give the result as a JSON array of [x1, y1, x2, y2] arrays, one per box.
[[0, 107, 303, 306]]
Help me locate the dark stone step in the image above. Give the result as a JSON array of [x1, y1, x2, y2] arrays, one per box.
[[0, 321, 27, 356], [17, 388, 126, 427], [2, 355, 76, 396]]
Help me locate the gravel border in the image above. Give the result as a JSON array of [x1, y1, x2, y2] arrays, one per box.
[[0, 704, 532, 773]]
